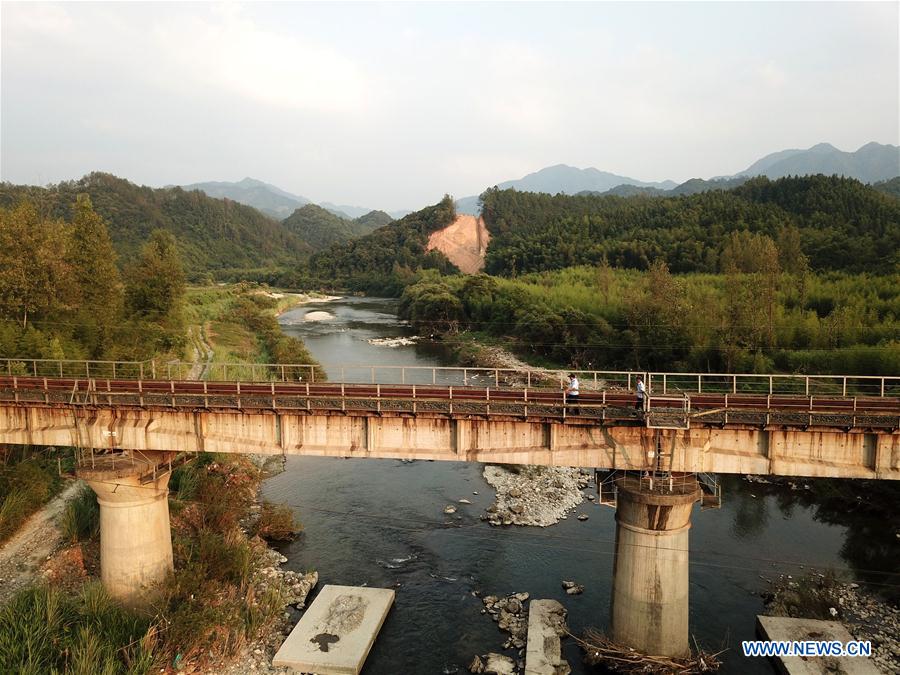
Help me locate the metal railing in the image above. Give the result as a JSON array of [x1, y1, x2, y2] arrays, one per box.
[[2, 376, 898, 430], [2, 358, 154, 380], [594, 470, 722, 509], [1, 358, 898, 398]]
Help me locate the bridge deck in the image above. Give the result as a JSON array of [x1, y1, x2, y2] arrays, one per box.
[[1, 375, 898, 431]]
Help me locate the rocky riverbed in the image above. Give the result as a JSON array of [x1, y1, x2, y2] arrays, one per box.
[[481, 465, 592, 527], [468, 592, 571, 675], [765, 574, 900, 674], [468, 592, 530, 674]]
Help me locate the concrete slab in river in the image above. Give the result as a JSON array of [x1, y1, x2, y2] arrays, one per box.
[[756, 615, 881, 674], [273, 585, 395, 674], [525, 599, 570, 675]]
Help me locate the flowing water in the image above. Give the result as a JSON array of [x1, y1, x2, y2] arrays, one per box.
[[263, 296, 893, 674]]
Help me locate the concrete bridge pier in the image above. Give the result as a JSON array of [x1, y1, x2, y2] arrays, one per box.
[[77, 451, 175, 604], [610, 475, 701, 657]]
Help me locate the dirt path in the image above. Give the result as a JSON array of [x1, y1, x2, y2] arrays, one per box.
[[0, 480, 81, 605], [187, 323, 214, 380]]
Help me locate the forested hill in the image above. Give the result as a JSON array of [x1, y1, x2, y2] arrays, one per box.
[[0, 173, 311, 277], [354, 209, 394, 230], [178, 177, 311, 218], [281, 204, 390, 251], [481, 175, 900, 275], [309, 195, 458, 292]]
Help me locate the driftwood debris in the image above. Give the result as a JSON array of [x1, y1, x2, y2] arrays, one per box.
[[571, 628, 723, 674]]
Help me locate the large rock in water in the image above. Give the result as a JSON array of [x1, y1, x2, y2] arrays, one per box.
[[483, 653, 515, 675]]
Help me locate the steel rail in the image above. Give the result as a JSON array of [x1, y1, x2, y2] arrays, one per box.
[[1, 376, 898, 430]]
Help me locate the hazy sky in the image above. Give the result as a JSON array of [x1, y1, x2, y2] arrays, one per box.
[[2, 1, 898, 211]]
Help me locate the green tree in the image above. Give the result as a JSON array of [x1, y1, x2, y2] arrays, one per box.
[[776, 225, 809, 276], [595, 255, 613, 303], [0, 202, 75, 328], [459, 274, 498, 322], [625, 260, 691, 368], [720, 231, 781, 349], [125, 229, 186, 320], [400, 280, 464, 334], [69, 194, 124, 356]]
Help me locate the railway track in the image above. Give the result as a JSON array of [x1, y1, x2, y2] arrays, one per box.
[[2, 375, 898, 430]]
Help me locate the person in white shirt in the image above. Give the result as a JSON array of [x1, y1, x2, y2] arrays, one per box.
[[635, 376, 645, 411], [565, 373, 580, 416]]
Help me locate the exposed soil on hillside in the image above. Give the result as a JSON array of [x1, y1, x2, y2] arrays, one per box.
[[426, 214, 490, 273]]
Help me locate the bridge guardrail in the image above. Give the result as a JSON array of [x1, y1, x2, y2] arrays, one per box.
[[2, 376, 898, 430], [2, 358, 898, 398]]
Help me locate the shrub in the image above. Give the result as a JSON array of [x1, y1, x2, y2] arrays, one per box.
[[170, 462, 201, 501], [198, 529, 253, 586], [253, 502, 301, 542]]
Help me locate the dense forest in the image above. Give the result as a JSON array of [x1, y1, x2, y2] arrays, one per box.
[[281, 203, 389, 251], [0, 173, 311, 278], [582, 175, 750, 198], [2, 173, 897, 376], [480, 175, 900, 275], [0, 196, 186, 361], [398, 265, 899, 375]]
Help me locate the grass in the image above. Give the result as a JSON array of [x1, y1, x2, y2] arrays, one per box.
[[182, 283, 323, 381], [0, 583, 156, 675], [184, 285, 263, 374], [160, 454, 293, 664], [60, 485, 100, 544]]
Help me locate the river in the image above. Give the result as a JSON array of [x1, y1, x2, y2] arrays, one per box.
[[264, 296, 894, 674]]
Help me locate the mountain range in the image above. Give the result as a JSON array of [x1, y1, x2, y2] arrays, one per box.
[[453, 166, 677, 214], [454, 142, 899, 213], [177, 142, 897, 219], [0, 173, 312, 276], [179, 178, 312, 218], [178, 178, 409, 221], [738, 142, 898, 182]]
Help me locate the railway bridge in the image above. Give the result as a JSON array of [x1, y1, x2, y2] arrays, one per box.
[[1, 358, 898, 658]]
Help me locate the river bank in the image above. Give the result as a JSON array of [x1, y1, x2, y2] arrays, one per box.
[[197, 457, 317, 675], [765, 573, 900, 673], [0, 284, 329, 674], [440, 333, 564, 387], [0, 452, 314, 674]]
